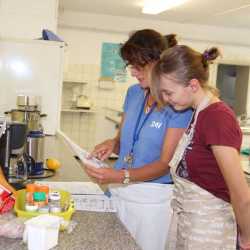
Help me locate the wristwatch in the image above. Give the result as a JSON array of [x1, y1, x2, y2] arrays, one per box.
[[122, 169, 130, 184]]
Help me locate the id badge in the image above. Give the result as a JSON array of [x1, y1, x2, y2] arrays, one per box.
[[124, 153, 133, 167]]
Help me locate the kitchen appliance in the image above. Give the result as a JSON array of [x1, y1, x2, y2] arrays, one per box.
[[17, 95, 41, 108], [76, 95, 92, 109], [5, 95, 47, 132], [0, 119, 53, 186], [4, 95, 47, 176], [0, 120, 28, 186], [26, 131, 45, 176]]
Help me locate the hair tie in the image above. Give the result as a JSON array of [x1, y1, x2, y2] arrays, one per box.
[[203, 51, 210, 60]]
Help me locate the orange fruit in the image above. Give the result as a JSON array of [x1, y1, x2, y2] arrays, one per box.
[[46, 158, 61, 170]]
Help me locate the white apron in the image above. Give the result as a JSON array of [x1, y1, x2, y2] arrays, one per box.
[[109, 182, 173, 250], [167, 96, 237, 250]]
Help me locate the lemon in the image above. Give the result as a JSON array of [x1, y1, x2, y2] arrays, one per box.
[[46, 158, 61, 170]]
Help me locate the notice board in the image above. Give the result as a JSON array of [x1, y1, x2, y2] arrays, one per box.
[[100, 42, 127, 82]]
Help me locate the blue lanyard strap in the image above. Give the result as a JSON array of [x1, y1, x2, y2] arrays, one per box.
[[131, 92, 156, 153]]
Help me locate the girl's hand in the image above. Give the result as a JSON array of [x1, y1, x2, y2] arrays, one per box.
[[84, 164, 124, 184], [239, 236, 250, 250]]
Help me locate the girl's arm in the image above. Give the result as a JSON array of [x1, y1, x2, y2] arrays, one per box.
[[212, 145, 250, 245]]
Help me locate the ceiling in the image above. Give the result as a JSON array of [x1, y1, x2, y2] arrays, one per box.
[[59, 0, 250, 29]]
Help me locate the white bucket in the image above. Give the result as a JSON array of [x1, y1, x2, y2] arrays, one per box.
[[23, 214, 62, 250]]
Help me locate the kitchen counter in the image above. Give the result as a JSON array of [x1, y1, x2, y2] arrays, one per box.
[[0, 135, 140, 250], [0, 211, 140, 250]]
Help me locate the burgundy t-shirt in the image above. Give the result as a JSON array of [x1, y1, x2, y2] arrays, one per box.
[[176, 102, 242, 202]]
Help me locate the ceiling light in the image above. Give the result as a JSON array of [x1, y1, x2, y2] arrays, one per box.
[[142, 0, 188, 15]]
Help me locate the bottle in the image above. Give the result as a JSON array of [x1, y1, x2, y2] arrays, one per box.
[[25, 184, 37, 205], [33, 192, 46, 208], [49, 191, 61, 213], [38, 185, 49, 204]]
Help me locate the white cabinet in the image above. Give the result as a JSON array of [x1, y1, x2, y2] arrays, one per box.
[[0, 38, 64, 135]]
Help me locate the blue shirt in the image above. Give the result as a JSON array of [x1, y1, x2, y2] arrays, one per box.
[[114, 84, 193, 183]]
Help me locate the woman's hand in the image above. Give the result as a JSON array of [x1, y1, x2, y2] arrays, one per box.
[[90, 139, 117, 161], [84, 164, 124, 184]]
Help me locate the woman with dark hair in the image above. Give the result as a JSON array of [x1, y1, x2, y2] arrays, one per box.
[[85, 29, 192, 250], [151, 45, 250, 250]]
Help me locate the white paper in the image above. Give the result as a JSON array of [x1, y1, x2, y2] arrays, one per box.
[[35, 181, 104, 195], [71, 194, 116, 213], [57, 130, 108, 168]]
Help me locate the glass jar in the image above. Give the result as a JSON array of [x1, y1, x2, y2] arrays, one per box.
[[49, 191, 61, 213]]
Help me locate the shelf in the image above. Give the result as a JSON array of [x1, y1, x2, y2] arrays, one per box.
[[105, 115, 121, 124], [61, 108, 96, 114], [63, 80, 88, 84]]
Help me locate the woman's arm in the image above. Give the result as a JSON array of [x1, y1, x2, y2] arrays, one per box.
[[128, 127, 185, 181], [212, 145, 250, 245], [85, 127, 185, 183]]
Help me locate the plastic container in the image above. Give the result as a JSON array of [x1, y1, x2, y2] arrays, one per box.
[[24, 214, 62, 250], [15, 189, 75, 230]]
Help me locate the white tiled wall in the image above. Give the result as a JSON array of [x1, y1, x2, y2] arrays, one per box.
[[60, 64, 134, 151]]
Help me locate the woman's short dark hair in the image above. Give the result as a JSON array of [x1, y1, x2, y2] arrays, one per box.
[[120, 29, 177, 67]]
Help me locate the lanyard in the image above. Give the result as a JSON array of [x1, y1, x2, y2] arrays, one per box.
[[131, 92, 156, 154]]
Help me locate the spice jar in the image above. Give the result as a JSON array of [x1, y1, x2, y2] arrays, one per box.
[[25, 184, 37, 205], [38, 185, 49, 204], [49, 191, 61, 213], [33, 192, 46, 208]]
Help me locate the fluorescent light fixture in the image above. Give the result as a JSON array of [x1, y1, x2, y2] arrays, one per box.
[[142, 0, 188, 14]]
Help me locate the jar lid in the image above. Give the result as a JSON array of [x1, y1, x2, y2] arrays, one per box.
[[26, 184, 37, 192], [49, 191, 61, 201], [33, 192, 46, 201], [25, 204, 38, 212]]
